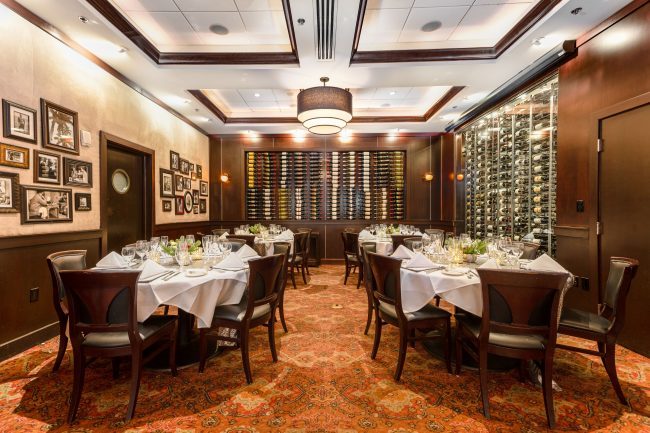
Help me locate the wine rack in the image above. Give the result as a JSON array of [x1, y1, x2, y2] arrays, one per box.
[[245, 151, 324, 220], [326, 150, 405, 220], [459, 74, 558, 254]]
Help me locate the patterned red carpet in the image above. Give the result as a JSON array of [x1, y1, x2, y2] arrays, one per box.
[[1, 265, 650, 432]]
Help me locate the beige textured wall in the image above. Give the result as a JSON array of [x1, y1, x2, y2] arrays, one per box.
[[0, 6, 209, 237]]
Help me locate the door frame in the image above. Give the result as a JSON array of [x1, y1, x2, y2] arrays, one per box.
[[589, 91, 650, 304], [100, 131, 155, 256]]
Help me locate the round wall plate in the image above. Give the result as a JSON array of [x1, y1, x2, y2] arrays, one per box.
[[184, 191, 193, 213], [111, 169, 130, 194]]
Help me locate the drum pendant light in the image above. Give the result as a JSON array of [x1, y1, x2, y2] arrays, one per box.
[[297, 77, 353, 135]]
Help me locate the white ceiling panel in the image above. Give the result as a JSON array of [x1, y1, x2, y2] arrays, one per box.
[[239, 89, 277, 101], [473, 0, 535, 4], [240, 11, 290, 44], [450, 3, 533, 42], [273, 89, 298, 101], [235, 0, 283, 11], [374, 87, 412, 99], [247, 100, 280, 111], [173, 0, 238, 12], [399, 6, 468, 42], [184, 11, 250, 45], [112, 0, 179, 12], [360, 8, 411, 44], [413, 0, 474, 6], [367, 0, 415, 9], [128, 11, 201, 45]]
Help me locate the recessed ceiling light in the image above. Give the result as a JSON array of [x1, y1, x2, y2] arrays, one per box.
[[254, 93, 260, 98], [209, 24, 229, 35], [389, 91, 396, 96], [381, 103, 391, 108], [78, 16, 89, 24], [421, 20, 442, 33], [570, 7, 583, 16], [531, 37, 544, 46], [117, 46, 128, 53]]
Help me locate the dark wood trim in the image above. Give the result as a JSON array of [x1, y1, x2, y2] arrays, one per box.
[[190, 86, 465, 125], [0, 0, 207, 136], [0, 322, 58, 361], [554, 225, 589, 239], [576, 0, 650, 47], [0, 229, 103, 250], [210, 132, 444, 139], [84, 0, 299, 65], [350, 0, 562, 64], [100, 132, 155, 255]]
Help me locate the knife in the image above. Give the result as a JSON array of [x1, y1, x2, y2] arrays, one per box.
[[140, 270, 173, 283], [162, 271, 180, 281]]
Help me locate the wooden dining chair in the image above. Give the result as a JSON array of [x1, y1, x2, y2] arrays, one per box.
[[227, 239, 246, 252], [425, 228, 444, 238], [212, 228, 229, 237], [360, 242, 377, 335], [271, 241, 291, 333], [455, 268, 568, 428], [59, 270, 178, 423], [297, 228, 312, 276], [367, 252, 452, 381], [520, 241, 541, 260], [344, 227, 359, 233], [288, 231, 309, 288], [403, 237, 423, 251], [391, 234, 415, 251], [341, 231, 361, 287], [231, 234, 256, 248], [557, 257, 639, 405], [46, 250, 87, 372], [198, 254, 285, 383]]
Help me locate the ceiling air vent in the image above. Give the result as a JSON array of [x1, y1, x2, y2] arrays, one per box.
[[314, 0, 337, 61]]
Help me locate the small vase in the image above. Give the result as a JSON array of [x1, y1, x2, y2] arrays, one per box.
[[465, 254, 477, 263]]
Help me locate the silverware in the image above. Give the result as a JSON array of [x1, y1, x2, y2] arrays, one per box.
[[140, 270, 173, 283], [162, 271, 180, 281]]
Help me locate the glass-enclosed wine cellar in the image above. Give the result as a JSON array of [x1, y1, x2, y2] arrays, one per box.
[[457, 74, 558, 254]]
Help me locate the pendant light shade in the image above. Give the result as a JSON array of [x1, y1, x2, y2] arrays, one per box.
[[297, 77, 352, 135]]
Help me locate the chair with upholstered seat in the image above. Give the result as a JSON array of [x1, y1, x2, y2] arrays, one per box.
[[557, 257, 639, 405], [212, 228, 229, 237], [341, 231, 361, 287], [231, 234, 256, 248], [297, 228, 312, 276], [288, 231, 309, 288], [271, 242, 291, 333], [367, 252, 452, 380], [360, 242, 377, 335], [403, 237, 423, 251], [226, 239, 246, 252], [391, 234, 417, 251], [198, 254, 285, 383], [455, 268, 568, 428], [59, 270, 178, 423], [46, 250, 87, 372], [520, 241, 541, 260]]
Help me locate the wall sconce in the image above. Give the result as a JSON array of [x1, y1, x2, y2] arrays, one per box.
[[423, 173, 434, 181], [220, 173, 230, 183], [456, 173, 465, 181]]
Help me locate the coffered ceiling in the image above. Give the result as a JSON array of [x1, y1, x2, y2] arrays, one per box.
[[4, 0, 634, 136]]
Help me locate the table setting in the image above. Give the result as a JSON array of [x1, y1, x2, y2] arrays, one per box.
[[230, 223, 294, 254]]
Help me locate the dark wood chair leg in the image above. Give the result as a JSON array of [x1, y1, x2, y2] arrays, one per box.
[[67, 347, 85, 424], [240, 327, 253, 384], [444, 318, 452, 374], [364, 299, 373, 336], [126, 349, 143, 421], [163, 305, 169, 315], [602, 343, 628, 405], [434, 295, 441, 307], [290, 265, 297, 289], [198, 329, 207, 373], [53, 320, 68, 372], [300, 260, 308, 284], [279, 292, 288, 333], [518, 360, 528, 383], [169, 325, 178, 377], [371, 313, 382, 359], [356, 265, 363, 290], [479, 349, 490, 419], [394, 327, 409, 381], [409, 329, 416, 348], [112, 358, 121, 379], [541, 359, 556, 428], [268, 315, 278, 362], [344, 260, 350, 285], [455, 329, 463, 375]]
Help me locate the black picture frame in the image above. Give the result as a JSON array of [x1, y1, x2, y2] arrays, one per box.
[[41, 99, 79, 155], [184, 177, 191, 190], [189, 163, 195, 172], [191, 172, 197, 181], [192, 189, 199, 205], [159, 168, 175, 198], [197, 164, 203, 179], [20, 185, 73, 224], [0, 143, 29, 169], [162, 200, 172, 212], [175, 196, 184, 215], [179, 158, 190, 174], [170, 150, 180, 171], [200, 180, 208, 196], [184, 190, 193, 213], [2, 100, 37, 143], [199, 198, 206, 214], [193, 205, 199, 214], [0, 171, 20, 213], [175, 174, 183, 192], [33, 150, 60, 184], [63, 157, 92, 188], [74, 193, 91, 211]]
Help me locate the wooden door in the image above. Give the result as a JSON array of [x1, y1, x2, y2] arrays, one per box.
[[107, 145, 145, 253], [598, 101, 650, 355]]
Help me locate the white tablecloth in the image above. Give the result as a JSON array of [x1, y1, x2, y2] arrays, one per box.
[[137, 269, 248, 328]]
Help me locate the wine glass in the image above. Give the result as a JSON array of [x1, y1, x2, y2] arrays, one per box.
[[174, 249, 189, 270], [185, 235, 195, 248], [135, 240, 148, 263], [121, 246, 135, 266], [220, 241, 232, 256], [160, 236, 168, 248], [412, 241, 423, 254]]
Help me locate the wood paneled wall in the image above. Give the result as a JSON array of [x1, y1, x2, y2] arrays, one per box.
[[209, 134, 460, 260]]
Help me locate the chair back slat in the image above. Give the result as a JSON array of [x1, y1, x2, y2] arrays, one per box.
[[520, 242, 541, 260], [391, 234, 415, 250], [227, 239, 246, 252], [292, 231, 308, 257], [60, 270, 141, 337], [271, 241, 291, 293], [403, 237, 423, 250], [367, 252, 404, 315], [245, 254, 284, 313], [231, 234, 256, 247], [602, 257, 639, 325], [361, 242, 377, 292], [46, 250, 87, 301], [297, 228, 312, 255], [341, 232, 359, 257], [212, 228, 229, 236], [477, 269, 568, 344]]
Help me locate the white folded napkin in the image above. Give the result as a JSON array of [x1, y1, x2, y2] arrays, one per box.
[[214, 253, 246, 270], [237, 244, 259, 260], [528, 253, 569, 274], [276, 229, 294, 241], [404, 253, 435, 270], [421, 233, 430, 241], [391, 245, 415, 260], [138, 260, 169, 282], [96, 251, 128, 269], [358, 229, 374, 240], [219, 232, 228, 239], [479, 258, 499, 269]]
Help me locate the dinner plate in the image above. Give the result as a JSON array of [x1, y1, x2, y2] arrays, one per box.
[[441, 267, 470, 276], [184, 268, 207, 277]]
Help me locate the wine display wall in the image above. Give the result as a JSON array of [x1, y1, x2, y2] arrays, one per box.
[[246, 151, 324, 220], [459, 74, 558, 254], [326, 151, 405, 220]]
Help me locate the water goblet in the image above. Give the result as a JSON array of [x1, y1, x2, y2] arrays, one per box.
[[121, 246, 135, 266], [412, 241, 423, 254], [135, 240, 148, 263]]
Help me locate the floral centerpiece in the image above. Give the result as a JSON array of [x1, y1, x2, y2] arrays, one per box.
[[385, 224, 399, 234], [160, 238, 201, 256], [248, 223, 266, 234], [462, 240, 487, 262]]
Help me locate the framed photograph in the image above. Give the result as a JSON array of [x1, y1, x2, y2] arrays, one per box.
[[63, 157, 92, 187], [170, 150, 179, 171], [159, 168, 174, 198], [192, 189, 199, 205], [189, 163, 195, 172], [193, 205, 199, 214], [21, 186, 73, 224], [34, 150, 60, 184], [197, 164, 203, 179], [191, 172, 197, 181], [0, 143, 29, 169], [2, 100, 37, 143], [184, 190, 193, 213], [200, 180, 208, 196], [184, 177, 191, 190], [41, 99, 79, 154], [199, 198, 207, 214], [74, 193, 91, 211], [162, 200, 172, 212], [179, 159, 190, 174], [175, 174, 183, 192], [175, 196, 184, 215], [0, 171, 20, 213]]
